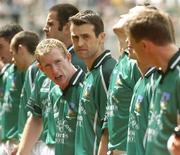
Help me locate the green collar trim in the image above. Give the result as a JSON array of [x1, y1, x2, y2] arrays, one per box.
[[90, 50, 111, 70]]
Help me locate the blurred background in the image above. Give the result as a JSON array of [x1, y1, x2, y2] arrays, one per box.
[[0, 0, 180, 58]]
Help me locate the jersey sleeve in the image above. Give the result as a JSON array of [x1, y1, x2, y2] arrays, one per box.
[[26, 75, 42, 117]]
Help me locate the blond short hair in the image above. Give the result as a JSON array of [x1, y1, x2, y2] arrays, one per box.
[[35, 38, 68, 61]]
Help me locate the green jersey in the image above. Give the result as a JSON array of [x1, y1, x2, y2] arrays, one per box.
[[75, 50, 116, 155], [27, 70, 55, 144], [50, 68, 84, 155], [1, 64, 25, 141], [106, 52, 140, 151], [0, 64, 11, 131], [0, 64, 11, 105], [145, 50, 180, 155], [18, 62, 38, 138], [126, 67, 156, 155]]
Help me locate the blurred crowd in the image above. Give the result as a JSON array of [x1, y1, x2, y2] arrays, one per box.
[[1, 0, 180, 58]]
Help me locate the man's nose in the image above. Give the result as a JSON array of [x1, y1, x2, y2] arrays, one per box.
[[78, 37, 84, 47], [43, 24, 48, 32], [51, 64, 59, 76]]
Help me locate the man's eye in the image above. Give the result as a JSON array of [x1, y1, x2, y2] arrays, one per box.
[[48, 22, 53, 26], [82, 35, 89, 39], [72, 36, 79, 40], [55, 60, 61, 64]]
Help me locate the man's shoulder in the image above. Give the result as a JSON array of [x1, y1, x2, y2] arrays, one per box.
[[100, 55, 116, 79]]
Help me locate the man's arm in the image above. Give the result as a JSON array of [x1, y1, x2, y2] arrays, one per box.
[[168, 134, 180, 155], [16, 114, 43, 155], [113, 14, 129, 54], [98, 128, 109, 155]]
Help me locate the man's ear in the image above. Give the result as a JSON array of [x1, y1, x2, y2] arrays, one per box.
[[66, 52, 72, 62], [140, 40, 151, 51], [63, 22, 70, 35], [16, 44, 23, 53], [18, 44, 25, 54], [98, 32, 106, 44], [141, 40, 147, 49]]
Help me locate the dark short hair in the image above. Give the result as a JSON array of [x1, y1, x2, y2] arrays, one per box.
[[126, 9, 174, 45], [50, 3, 79, 31], [12, 31, 39, 55], [69, 10, 104, 37], [0, 23, 23, 42]]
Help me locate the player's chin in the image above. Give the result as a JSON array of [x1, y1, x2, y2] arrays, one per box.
[[45, 34, 51, 39], [55, 81, 62, 87], [59, 83, 67, 90], [129, 54, 136, 60], [77, 51, 88, 59], [76, 48, 88, 53]]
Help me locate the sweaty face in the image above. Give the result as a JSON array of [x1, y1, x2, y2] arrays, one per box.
[[0, 37, 12, 64], [39, 48, 71, 90], [70, 23, 104, 66], [126, 37, 136, 59], [43, 11, 63, 40], [126, 36, 145, 64]]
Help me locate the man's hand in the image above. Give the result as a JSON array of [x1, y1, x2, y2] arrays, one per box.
[[11, 144, 19, 155]]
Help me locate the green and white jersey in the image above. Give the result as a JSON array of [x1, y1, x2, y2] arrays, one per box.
[[0, 64, 11, 131], [27, 70, 55, 144], [145, 50, 180, 155], [18, 62, 38, 138], [1, 64, 25, 141], [0, 64, 11, 105], [105, 52, 140, 151], [126, 67, 156, 155], [50, 68, 84, 155], [75, 50, 116, 155]]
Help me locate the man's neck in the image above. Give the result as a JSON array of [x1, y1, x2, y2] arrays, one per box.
[[22, 56, 35, 71], [86, 48, 104, 70], [137, 61, 152, 77], [61, 64, 77, 90], [153, 44, 178, 73], [62, 37, 72, 48]]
